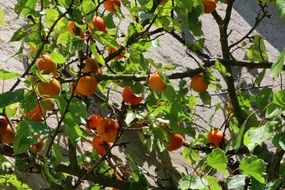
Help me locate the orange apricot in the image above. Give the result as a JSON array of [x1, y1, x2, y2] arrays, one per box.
[[108, 47, 125, 61], [36, 54, 57, 75], [83, 58, 99, 73], [148, 72, 167, 92], [0, 126, 14, 145], [26, 105, 43, 121], [87, 114, 104, 130], [167, 133, 184, 151], [207, 128, 224, 147], [96, 118, 119, 143], [37, 79, 61, 97], [103, 0, 121, 13], [0, 116, 9, 128], [190, 74, 208, 93], [122, 87, 143, 106], [75, 76, 97, 96], [92, 16, 107, 32], [203, 0, 216, 14], [67, 21, 75, 35], [92, 136, 110, 156]]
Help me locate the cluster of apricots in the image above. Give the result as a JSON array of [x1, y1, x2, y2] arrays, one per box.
[[190, 74, 208, 93], [87, 114, 119, 156], [161, 124, 185, 151], [207, 128, 224, 147], [0, 116, 14, 145]]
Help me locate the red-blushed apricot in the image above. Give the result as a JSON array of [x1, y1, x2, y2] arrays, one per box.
[[26, 105, 43, 121], [190, 74, 208, 93], [37, 79, 61, 97], [0, 115, 9, 128], [75, 76, 97, 96], [108, 47, 125, 61], [122, 87, 143, 106], [208, 128, 224, 147], [67, 21, 75, 35], [0, 126, 14, 145], [167, 133, 184, 151], [203, 0, 216, 14], [83, 58, 99, 73], [87, 114, 104, 130], [148, 72, 167, 92], [96, 118, 119, 143], [103, 0, 121, 13], [92, 136, 110, 156], [92, 16, 107, 32], [36, 54, 57, 75]]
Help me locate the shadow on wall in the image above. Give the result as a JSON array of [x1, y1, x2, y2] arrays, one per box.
[[233, 0, 285, 52]]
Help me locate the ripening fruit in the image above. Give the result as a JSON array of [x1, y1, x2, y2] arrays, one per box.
[[92, 136, 110, 156], [39, 98, 55, 114], [87, 114, 104, 130], [67, 21, 75, 35], [36, 54, 57, 75], [108, 47, 125, 61], [92, 16, 107, 32], [96, 118, 119, 143], [37, 79, 61, 97], [75, 76, 97, 96], [0, 126, 14, 145], [207, 128, 224, 147], [0, 116, 9, 128], [26, 105, 43, 121], [83, 58, 99, 73], [122, 87, 143, 106], [190, 74, 208, 93], [148, 72, 167, 92], [203, 0, 216, 14], [31, 141, 45, 153], [167, 133, 184, 151], [103, 0, 121, 13]]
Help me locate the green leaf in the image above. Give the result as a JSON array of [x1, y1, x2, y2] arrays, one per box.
[[215, 60, 231, 77], [10, 27, 27, 42], [44, 9, 59, 27], [0, 174, 31, 190], [63, 112, 83, 146], [240, 156, 266, 184], [199, 91, 211, 105], [206, 148, 228, 174], [227, 175, 246, 190], [91, 44, 105, 66], [273, 89, 285, 109], [276, 0, 285, 18], [272, 133, 285, 150], [0, 89, 24, 109], [271, 48, 285, 78], [246, 35, 268, 62], [15, 0, 36, 16], [243, 123, 273, 152], [204, 176, 222, 190], [0, 69, 19, 80], [178, 175, 208, 190], [14, 119, 50, 154], [51, 51, 66, 64]]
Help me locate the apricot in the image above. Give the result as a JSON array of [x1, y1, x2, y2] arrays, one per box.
[[83, 58, 99, 73], [37, 79, 61, 97], [108, 47, 125, 61], [0, 126, 14, 145], [36, 54, 57, 75], [96, 118, 119, 143], [87, 114, 104, 130], [167, 133, 184, 151], [208, 128, 224, 147], [75, 76, 97, 96], [103, 0, 121, 13], [26, 105, 43, 121], [0, 116, 9, 128], [122, 87, 143, 106], [31, 140, 45, 153], [92, 136, 110, 156], [67, 21, 75, 35], [190, 74, 208, 93], [148, 72, 167, 92], [39, 98, 55, 114], [92, 16, 107, 32], [203, 0, 216, 14]]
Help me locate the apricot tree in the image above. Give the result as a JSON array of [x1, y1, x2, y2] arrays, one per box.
[[0, 0, 285, 189]]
